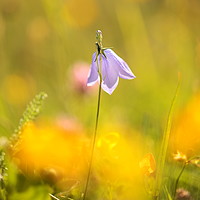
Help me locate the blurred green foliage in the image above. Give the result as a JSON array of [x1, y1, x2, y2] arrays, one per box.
[[1, 0, 200, 134]]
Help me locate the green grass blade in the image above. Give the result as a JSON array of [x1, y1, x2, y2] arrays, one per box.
[[154, 76, 181, 199]]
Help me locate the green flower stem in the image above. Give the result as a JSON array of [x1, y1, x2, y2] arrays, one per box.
[[153, 78, 181, 199], [82, 56, 102, 200], [173, 162, 187, 199], [49, 193, 60, 200]]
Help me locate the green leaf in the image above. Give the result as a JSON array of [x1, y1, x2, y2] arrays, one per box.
[[164, 185, 173, 200]]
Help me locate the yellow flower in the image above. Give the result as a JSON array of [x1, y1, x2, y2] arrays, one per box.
[[11, 120, 89, 185], [95, 129, 146, 199], [170, 93, 200, 156], [139, 153, 156, 176], [173, 151, 187, 162], [11, 121, 146, 198], [189, 157, 200, 168]]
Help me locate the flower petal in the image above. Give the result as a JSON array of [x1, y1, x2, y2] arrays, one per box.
[[87, 52, 99, 86], [101, 54, 119, 95], [104, 49, 136, 79]]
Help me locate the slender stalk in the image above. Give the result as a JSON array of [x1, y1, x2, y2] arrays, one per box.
[[82, 57, 102, 200], [153, 77, 181, 199], [173, 162, 187, 199], [49, 193, 60, 200]]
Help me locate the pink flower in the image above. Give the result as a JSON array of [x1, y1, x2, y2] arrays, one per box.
[[71, 62, 96, 94]]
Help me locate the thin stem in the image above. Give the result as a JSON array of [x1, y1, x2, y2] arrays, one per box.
[[153, 77, 181, 199], [173, 162, 187, 199], [82, 57, 102, 200], [49, 193, 60, 200]]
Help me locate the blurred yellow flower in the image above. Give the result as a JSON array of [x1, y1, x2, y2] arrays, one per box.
[[94, 129, 146, 199], [190, 157, 200, 168], [173, 151, 187, 162], [11, 120, 146, 198], [139, 153, 156, 176], [62, 0, 98, 28], [171, 94, 200, 156], [96, 131, 142, 180], [11, 121, 89, 185], [97, 131, 120, 153]]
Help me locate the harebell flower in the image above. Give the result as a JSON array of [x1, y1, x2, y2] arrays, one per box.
[[87, 30, 136, 94], [82, 30, 135, 200]]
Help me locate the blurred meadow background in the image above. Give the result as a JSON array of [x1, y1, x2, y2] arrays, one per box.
[[0, 0, 200, 199]]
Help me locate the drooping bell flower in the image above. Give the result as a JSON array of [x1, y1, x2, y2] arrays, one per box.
[[87, 30, 136, 95]]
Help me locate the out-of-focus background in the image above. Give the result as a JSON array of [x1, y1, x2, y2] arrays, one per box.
[[1, 0, 200, 131], [0, 0, 200, 199]]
